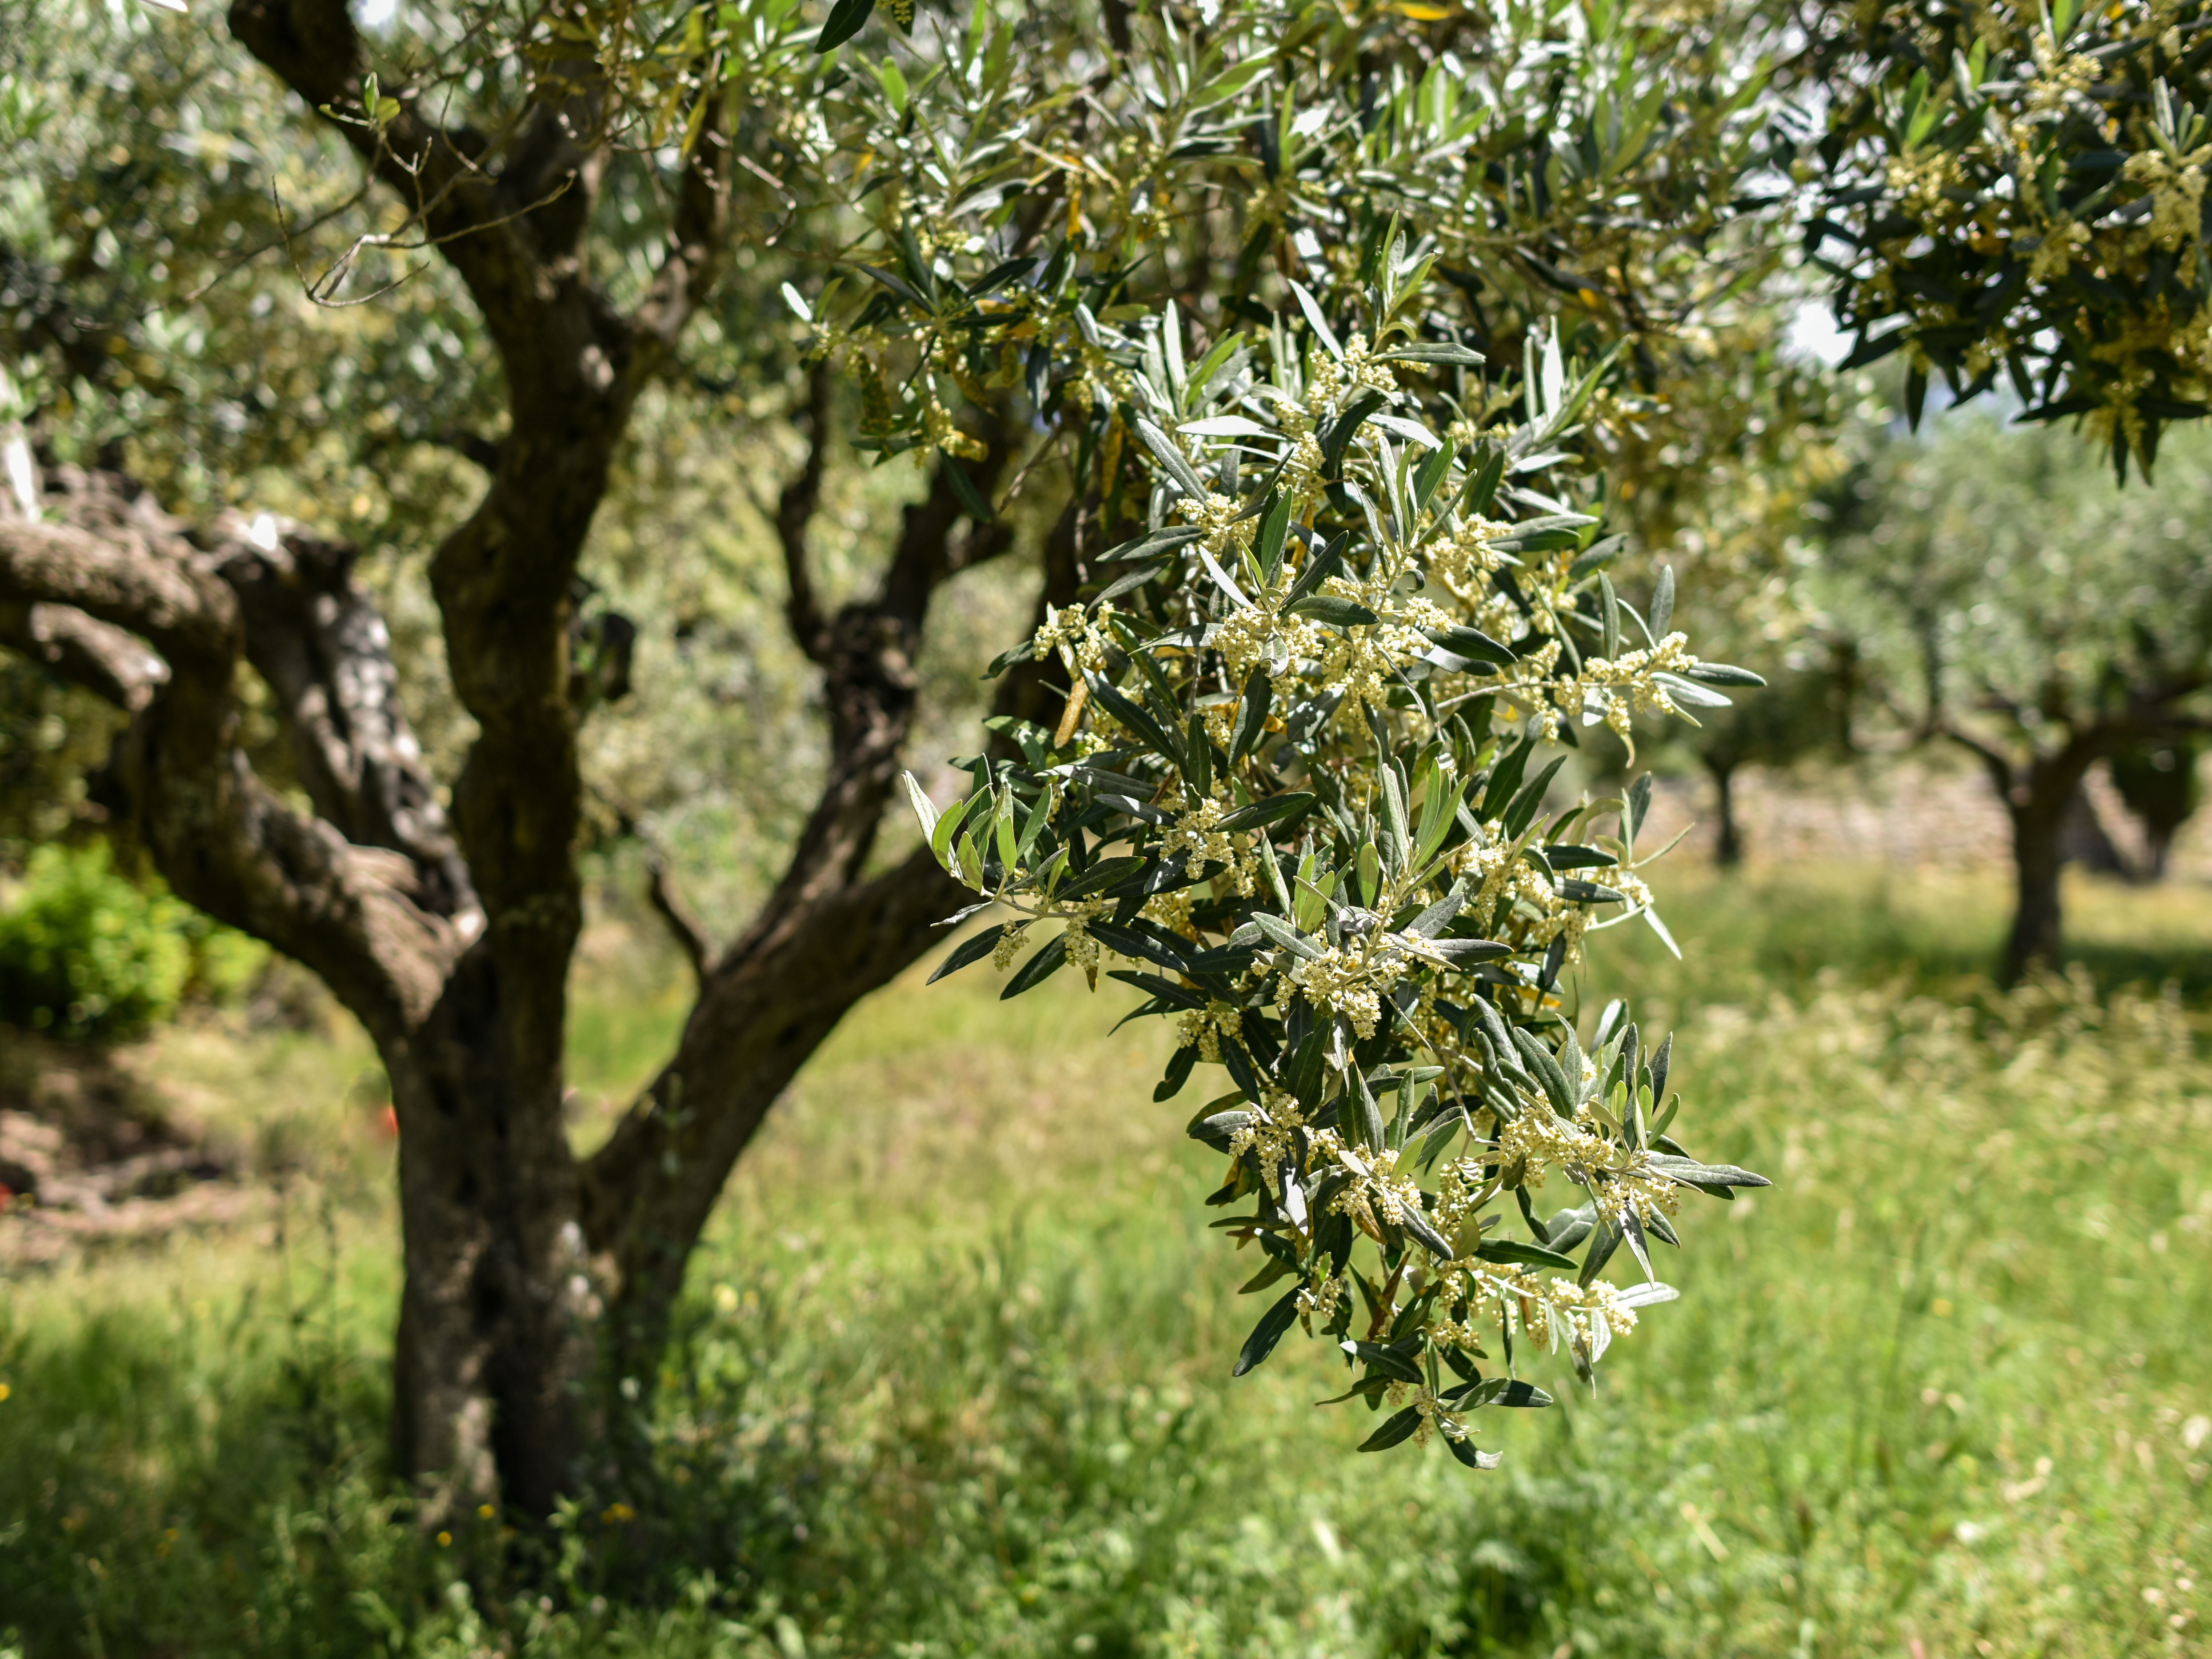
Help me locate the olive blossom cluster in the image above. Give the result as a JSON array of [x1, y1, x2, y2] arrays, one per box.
[[902, 246, 1771, 1469]]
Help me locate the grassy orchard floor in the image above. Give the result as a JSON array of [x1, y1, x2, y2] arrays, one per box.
[[0, 867, 2208, 1658]]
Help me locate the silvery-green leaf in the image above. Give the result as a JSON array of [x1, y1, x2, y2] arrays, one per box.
[[1001, 933, 1068, 999], [1358, 1405, 1423, 1451], [1133, 418, 1210, 500], [1179, 414, 1275, 438], [814, 0, 877, 51], [1402, 1206, 1455, 1260], [1287, 278, 1343, 359], [1446, 1437, 1506, 1471], [1215, 791, 1315, 835], [1652, 670, 1733, 708], [929, 927, 1006, 984], [1251, 911, 1324, 960], [1406, 879, 1472, 939], [901, 771, 939, 840], [1686, 662, 1766, 687], [1377, 341, 1485, 367], [1474, 1238, 1578, 1271], [1286, 593, 1379, 628], [1645, 1152, 1771, 1189], [1233, 1287, 1302, 1376], [1199, 546, 1252, 609], [1370, 413, 1442, 449]]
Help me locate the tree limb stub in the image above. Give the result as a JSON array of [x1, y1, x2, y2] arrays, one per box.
[[645, 848, 714, 984], [778, 360, 834, 664], [0, 464, 466, 1035], [0, 599, 167, 711]]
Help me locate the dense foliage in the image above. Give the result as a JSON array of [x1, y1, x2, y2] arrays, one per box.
[[1818, 0, 2212, 475], [0, 841, 190, 1039], [898, 251, 1773, 1460]]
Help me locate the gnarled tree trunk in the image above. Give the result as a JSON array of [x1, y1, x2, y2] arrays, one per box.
[[0, 0, 1089, 1523]]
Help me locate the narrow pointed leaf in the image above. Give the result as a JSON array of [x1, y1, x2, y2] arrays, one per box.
[[929, 926, 1007, 984], [1233, 1287, 1302, 1376], [1001, 933, 1069, 998]]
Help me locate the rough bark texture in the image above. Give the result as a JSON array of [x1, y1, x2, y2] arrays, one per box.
[[0, 0, 1087, 1521]]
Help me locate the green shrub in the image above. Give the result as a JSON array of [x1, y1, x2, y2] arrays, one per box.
[[0, 841, 191, 1039]]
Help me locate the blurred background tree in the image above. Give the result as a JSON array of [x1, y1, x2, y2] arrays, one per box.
[[1813, 415, 2212, 983]]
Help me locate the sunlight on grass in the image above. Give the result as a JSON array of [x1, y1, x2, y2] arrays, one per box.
[[2, 869, 2208, 1656]]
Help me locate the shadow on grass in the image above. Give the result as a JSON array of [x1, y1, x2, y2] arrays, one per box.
[[1600, 863, 2212, 1010], [2062, 938, 2212, 998]]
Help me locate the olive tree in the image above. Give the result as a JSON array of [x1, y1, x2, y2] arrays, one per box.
[[1814, 0, 2212, 476], [1820, 414, 2212, 982], [3, 0, 2207, 1519]]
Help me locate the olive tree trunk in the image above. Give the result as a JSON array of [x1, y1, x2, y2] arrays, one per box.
[[0, 0, 1086, 1522], [1705, 756, 1744, 869], [2003, 779, 2072, 988], [1959, 731, 2106, 989]]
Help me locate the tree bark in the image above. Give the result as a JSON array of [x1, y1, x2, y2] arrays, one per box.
[[2004, 787, 2069, 987], [1961, 735, 2103, 988], [1706, 757, 1744, 868]]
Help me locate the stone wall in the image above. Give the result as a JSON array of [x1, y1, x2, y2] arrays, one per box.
[[1637, 757, 2212, 880]]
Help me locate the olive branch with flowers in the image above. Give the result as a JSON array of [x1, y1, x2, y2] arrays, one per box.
[[896, 237, 1772, 1468]]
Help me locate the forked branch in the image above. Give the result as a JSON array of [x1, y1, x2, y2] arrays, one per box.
[[777, 361, 834, 663], [0, 463, 467, 1034]]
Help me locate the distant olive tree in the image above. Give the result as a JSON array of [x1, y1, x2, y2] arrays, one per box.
[[1822, 416, 2212, 982]]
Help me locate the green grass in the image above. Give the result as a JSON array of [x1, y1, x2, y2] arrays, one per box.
[[1, 867, 2209, 1656]]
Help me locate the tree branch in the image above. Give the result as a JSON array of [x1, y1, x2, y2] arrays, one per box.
[[0, 600, 167, 710], [0, 463, 466, 1037], [581, 839, 965, 1367], [778, 360, 833, 664], [1941, 722, 2020, 803], [644, 848, 713, 983], [214, 514, 476, 920], [0, 500, 236, 671]]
